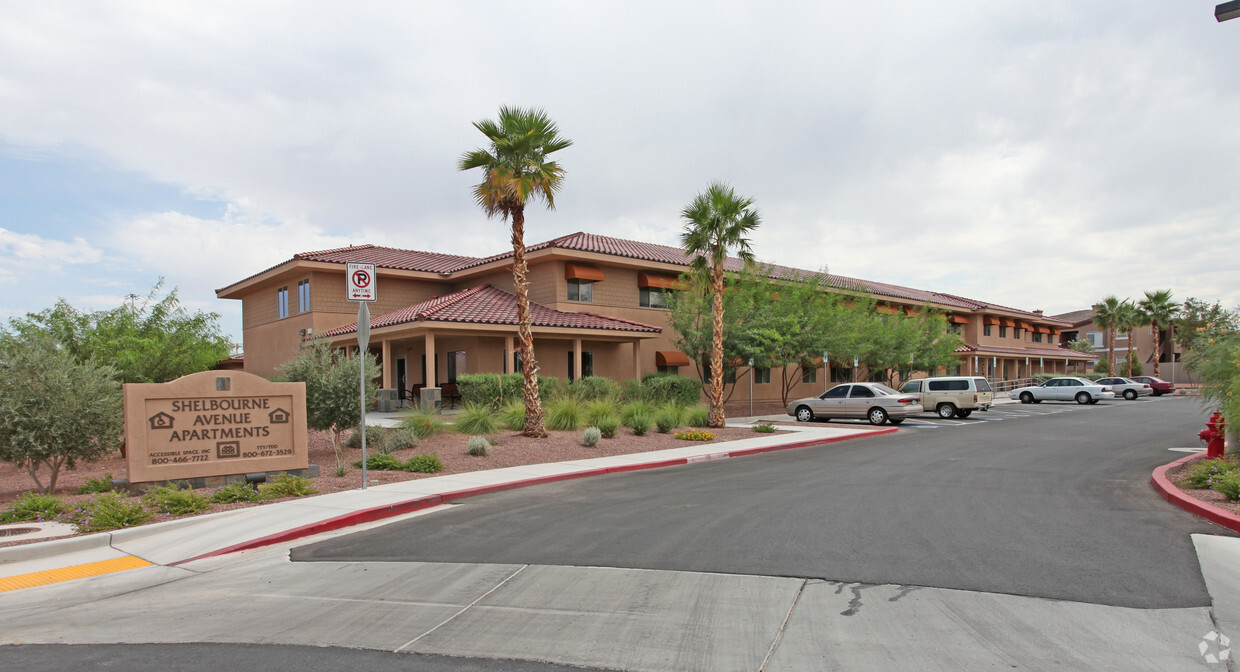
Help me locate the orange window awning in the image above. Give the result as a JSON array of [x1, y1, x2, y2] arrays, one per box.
[[985, 316, 1001, 325], [1001, 318, 1016, 327], [638, 273, 684, 290], [1018, 321, 1034, 331], [1050, 329, 1062, 335], [949, 315, 970, 325], [565, 263, 605, 282], [905, 309, 921, 318], [877, 305, 898, 315], [1036, 326, 1051, 334], [656, 351, 691, 367]]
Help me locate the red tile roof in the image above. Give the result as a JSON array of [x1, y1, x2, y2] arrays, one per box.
[[954, 343, 1095, 359], [319, 285, 662, 337], [295, 243, 482, 274]]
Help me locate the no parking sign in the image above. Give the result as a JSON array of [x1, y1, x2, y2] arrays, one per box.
[[347, 262, 376, 301]]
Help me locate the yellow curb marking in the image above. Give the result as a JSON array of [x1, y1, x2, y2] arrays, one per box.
[[0, 555, 153, 593]]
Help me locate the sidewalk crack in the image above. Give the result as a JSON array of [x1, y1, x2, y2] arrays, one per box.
[[394, 564, 529, 653], [758, 578, 807, 671]]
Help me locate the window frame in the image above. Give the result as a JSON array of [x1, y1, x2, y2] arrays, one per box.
[[277, 286, 289, 319], [297, 279, 310, 314], [567, 278, 594, 303]]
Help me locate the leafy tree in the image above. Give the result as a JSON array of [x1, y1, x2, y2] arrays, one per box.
[[1186, 329, 1240, 450], [1175, 298, 1240, 352], [1137, 289, 1178, 378], [1091, 296, 1123, 374], [1066, 338, 1096, 355], [857, 310, 963, 389], [0, 335, 123, 493], [1115, 300, 1146, 377], [680, 182, 761, 428], [278, 341, 380, 471], [4, 280, 232, 384], [458, 106, 571, 438]]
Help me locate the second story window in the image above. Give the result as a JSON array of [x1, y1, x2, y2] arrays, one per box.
[[297, 279, 310, 313], [277, 286, 289, 319], [567, 279, 593, 302], [640, 286, 673, 309]]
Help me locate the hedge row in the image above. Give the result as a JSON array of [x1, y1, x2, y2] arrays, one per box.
[[456, 373, 702, 409]]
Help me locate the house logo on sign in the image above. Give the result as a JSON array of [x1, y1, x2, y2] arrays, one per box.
[[347, 262, 377, 302], [148, 412, 175, 430]]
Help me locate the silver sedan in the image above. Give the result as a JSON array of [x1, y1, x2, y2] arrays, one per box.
[[1095, 377, 1154, 400], [786, 382, 924, 425], [1009, 377, 1115, 404]]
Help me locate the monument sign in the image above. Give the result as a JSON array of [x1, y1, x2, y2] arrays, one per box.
[[124, 370, 308, 484]]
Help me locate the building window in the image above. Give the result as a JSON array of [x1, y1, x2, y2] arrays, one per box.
[[567, 279, 593, 302], [984, 324, 992, 337], [1086, 331, 1103, 348], [657, 365, 679, 375], [567, 351, 594, 380], [754, 367, 770, 384], [277, 286, 289, 319], [446, 351, 466, 384], [1033, 332, 1043, 343], [703, 363, 737, 385], [1014, 328, 1022, 339], [999, 326, 1007, 338], [297, 279, 310, 313], [639, 286, 673, 309], [831, 367, 852, 383], [802, 367, 817, 384], [870, 369, 887, 383]]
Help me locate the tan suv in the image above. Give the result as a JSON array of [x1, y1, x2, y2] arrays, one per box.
[[898, 376, 994, 419]]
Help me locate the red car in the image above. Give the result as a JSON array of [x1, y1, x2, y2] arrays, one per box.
[[1129, 375, 1174, 396]]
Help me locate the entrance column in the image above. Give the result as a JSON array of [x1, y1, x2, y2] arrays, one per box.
[[633, 340, 642, 380], [504, 335, 514, 374], [381, 339, 393, 389], [573, 338, 582, 381], [420, 331, 440, 411]]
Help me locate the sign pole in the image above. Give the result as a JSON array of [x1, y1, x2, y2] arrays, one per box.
[[358, 301, 370, 490]]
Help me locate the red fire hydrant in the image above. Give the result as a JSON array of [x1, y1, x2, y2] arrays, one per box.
[[1200, 411, 1227, 459]]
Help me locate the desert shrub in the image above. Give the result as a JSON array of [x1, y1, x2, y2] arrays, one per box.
[[77, 474, 116, 495], [456, 403, 500, 435], [1123, 360, 1144, 377], [401, 408, 453, 438], [595, 414, 620, 438], [641, 374, 701, 407], [0, 492, 65, 523], [625, 410, 653, 436], [684, 405, 711, 427], [546, 397, 584, 431], [466, 436, 492, 457], [499, 401, 526, 431], [620, 401, 656, 426], [354, 453, 405, 471], [346, 425, 389, 449], [1183, 458, 1240, 489], [582, 426, 601, 447], [1214, 473, 1240, 501], [583, 399, 619, 426], [144, 482, 212, 516], [753, 422, 776, 433], [654, 408, 680, 434], [674, 429, 716, 441], [567, 376, 621, 401], [1092, 360, 1110, 374], [536, 375, 563, 401], [70, 492, 151, 532], [210, 481, 263, 504], [404, 453, 444, 473], [380, 426, 420, 453], [259, 474, 318, 499]]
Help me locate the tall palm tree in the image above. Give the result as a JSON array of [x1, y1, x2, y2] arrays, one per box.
[[1115, 300, 1146, 377], [459, 106, 571, 438], [1138, 289, 1179, 379], [680, 182, 761, 428], [1092, 296, 1123, 373]]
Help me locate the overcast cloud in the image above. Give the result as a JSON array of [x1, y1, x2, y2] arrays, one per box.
[[1, 1, 1237, 343]]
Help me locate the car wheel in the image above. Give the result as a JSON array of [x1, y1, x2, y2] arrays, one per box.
[[1123, 389, 1137, 400], [1089, 398, 1099, 404], [868, 407, 889, 425], [1076, 392, 1091, 405], [957, 409, 973, 418], [937, 403, 957, 419], [795, 406, 814, 422], [1019, 392, 1034, 404], [889, 418, 905, 425]]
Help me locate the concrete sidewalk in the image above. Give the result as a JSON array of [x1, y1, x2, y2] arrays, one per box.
[[0, 421, 888, 591]]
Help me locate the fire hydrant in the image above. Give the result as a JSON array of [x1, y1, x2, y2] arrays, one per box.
[[1200, 411, 1227, 459]]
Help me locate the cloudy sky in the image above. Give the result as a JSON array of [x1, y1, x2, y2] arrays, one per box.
[[2, 1, 1238, 346]]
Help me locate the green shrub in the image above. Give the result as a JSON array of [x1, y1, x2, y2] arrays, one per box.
[[466, 436, 492, 457], [641, 374, 702, 407], [1183, 458, 1240, 489], [536, 375, 563, 402], [685, 405, 711, 427], [144, 482, 212, 516], [346, 425, 388, 449], [259, 474, 319, 499], [596, 414, 620, 438], [210, 481, 263, 504], [77, 474, 116, 495], [654, 408, 680, 434], [0, 492, 65, 523], [380, 426, 420, 453], [546, 397, 584, 431], [620, 401, 656, 426], [753, 422, 776, 433], [1214, 473, 1240, 501], [1092, 359, 1110, 374], [354, 453, 406, 471], [401, 408, 453, 438], [458, 373, 516, 408], [456, 403, 500, 435], [625, 411, 653, 436], [582, 426, 601, 447], [72, 493, 150, 532], [499, 401, 527, 431], [404, 453, 444, 473], [583, 399, 619, 426], [567, 376, 621, 401]]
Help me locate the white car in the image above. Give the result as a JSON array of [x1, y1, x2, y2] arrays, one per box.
[[1095, 377, 1153, 400], [1009, 377, 1115, 405]]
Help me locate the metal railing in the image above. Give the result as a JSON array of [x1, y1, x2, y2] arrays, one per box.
[[988, 377, 1037, 393]]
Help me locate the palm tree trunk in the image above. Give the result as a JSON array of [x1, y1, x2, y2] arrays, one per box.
[[1127, 329, 1137, 376], [708, 262, 726, 428], [1150, 324, 1162, 379], [511, 207, 547, 438], [1107, 327, 1116, 373]]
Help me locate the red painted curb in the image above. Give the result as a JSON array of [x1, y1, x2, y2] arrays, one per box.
[[174, 426, 896, 564], [1150, 452, 1240, 533]]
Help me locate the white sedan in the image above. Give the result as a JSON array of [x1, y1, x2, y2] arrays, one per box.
[[1009, 377, 1115, 405], [1095, 377, 1154, 400]]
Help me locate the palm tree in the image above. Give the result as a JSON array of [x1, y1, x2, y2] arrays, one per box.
[[680, 182, 761, 428], [1115, 300, 1146, 376], [1138, 289, 1179, 379], [459, 106, 572, 438], [1092, 296, 1123, 374]]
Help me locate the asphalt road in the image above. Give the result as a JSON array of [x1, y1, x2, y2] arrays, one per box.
[[295, 396, 1228, 609]]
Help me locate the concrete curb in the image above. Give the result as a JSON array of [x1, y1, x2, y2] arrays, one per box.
[[1150, 452, 1240, 533], [174, 428, 897, 565]]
